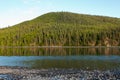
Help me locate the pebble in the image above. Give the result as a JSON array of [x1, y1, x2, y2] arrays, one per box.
[[0, 67, 120, 80]]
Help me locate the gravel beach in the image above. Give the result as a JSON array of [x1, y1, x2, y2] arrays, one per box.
[[0, 66, 120, 80]]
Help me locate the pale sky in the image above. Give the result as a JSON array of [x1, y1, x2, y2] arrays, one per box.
[[0, 0, 120, 28]]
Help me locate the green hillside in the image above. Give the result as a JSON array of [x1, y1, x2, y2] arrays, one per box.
[[0, 12, 120, 46]]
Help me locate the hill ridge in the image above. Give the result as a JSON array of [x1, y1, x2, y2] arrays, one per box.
[[0, 12, 120, 46]]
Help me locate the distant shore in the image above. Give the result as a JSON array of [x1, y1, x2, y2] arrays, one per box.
[[0, 46, 120, 48], [0, 66, 120, 80]]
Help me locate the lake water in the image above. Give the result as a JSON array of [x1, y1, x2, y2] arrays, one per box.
[[0, 47, 120, 70]]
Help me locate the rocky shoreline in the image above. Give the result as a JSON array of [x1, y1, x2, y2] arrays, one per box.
[[0, 66, 120, 80]]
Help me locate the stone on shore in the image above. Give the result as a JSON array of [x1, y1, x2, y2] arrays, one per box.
[[0, 67, 120, 80]]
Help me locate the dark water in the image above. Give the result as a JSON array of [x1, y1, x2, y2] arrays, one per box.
[[0, 47, 120, 70]]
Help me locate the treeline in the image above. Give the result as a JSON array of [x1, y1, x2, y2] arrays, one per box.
[[0, 12, 120, 46]]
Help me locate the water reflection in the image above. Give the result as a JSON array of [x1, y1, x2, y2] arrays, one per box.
[[0, 47, 120, 56], [22, 56, 120, 70], [0, 56, 119, 70], [0, 47, 119, 70]]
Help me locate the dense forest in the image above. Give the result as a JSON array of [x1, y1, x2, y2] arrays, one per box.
[[0, 12, 120, 46]]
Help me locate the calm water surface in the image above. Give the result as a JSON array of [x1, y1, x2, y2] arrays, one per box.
[[0, 47, 120, 70]]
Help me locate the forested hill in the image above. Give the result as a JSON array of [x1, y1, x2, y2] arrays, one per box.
[[0, 12, 120, 46]]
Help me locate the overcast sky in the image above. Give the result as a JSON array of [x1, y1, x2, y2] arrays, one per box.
[[0, 0, 120, 28]]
